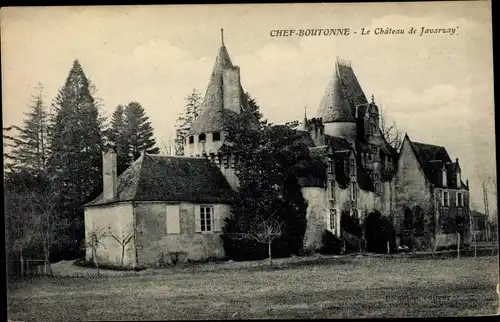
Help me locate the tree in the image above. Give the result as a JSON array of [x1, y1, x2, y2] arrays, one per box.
[[84, 226, 107, 276], [108, 225, 134, 267], [106, 105, 131, 175], [4, 171, 41, 276], [221, 96, 310, 260], [379, 104, 403, 151], [3, 83, 50, 174], [30, 186, 70, 275], [47, 59, 105, 257], [231, 214, 284, 267], [174, 88, 203, 156], [123, 101, 160, 162]]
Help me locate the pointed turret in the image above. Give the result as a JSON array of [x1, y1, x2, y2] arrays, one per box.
[[187, 29, 250, 137], [297, 106, 308, 132], [317, 62, 355, 123]]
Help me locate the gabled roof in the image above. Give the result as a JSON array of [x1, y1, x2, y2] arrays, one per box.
[[406, 135, 467, 189], [317, 61, 368, 123], [85, 154, 234, 207], [187, 35, 252, 136]]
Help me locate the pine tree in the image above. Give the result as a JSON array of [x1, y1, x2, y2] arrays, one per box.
[[174, 88, 202, 156], [47, 59, 104, 257], [106, 105, 129, 175], [123, 101, 160, 162], [4, 83, 50, 174]]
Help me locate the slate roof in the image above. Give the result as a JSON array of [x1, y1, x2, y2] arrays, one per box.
[[297, 132, 375, 191], [317, 61, 369, 123], [408, 137, 467, 189], [187, 40, 252, 136], [85, 154, 234, 207]]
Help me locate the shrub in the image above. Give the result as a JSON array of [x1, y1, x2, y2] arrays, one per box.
[[73, 258, 147, 271], [319, 230, 342, 255]]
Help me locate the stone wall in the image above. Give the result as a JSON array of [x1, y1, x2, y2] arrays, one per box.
[[84, 202, 136, 267], [134, 201, 231, 266], [301, 187, 327, 251]]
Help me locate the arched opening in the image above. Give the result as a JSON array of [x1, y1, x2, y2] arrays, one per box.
[[413, 206, 424, 236], [365, 210, 394, 253]]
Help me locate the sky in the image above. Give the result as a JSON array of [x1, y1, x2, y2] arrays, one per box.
[[1, 2, 496, 214]]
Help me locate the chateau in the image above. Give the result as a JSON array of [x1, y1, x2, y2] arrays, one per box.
[[84, 31, 470, 267]]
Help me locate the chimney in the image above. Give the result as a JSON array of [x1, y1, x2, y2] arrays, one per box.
[[223, 66, 242, 113], [103, 147, 118, 201], [466, 179, 469, 188]]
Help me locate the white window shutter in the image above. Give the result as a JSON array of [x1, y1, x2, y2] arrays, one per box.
[[212, 205, 219, 232], [166, 205, 180, 234], [195, 205, 201, 233]]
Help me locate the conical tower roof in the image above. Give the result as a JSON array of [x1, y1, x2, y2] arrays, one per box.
[[188, 30, 251, 136], [317, 60, 368, 123]]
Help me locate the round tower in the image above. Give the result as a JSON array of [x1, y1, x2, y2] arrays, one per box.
[[317, 60, 357, 143], [183, 29, 251, 190]]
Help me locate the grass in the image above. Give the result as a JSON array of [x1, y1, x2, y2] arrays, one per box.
[[7, 255, 499, 320]]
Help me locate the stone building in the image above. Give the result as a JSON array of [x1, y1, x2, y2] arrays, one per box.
[[84, 32, 471, 267], [395, 134, 470, 249], [83, 30, 250, 267], [297, 59, 398, 251]]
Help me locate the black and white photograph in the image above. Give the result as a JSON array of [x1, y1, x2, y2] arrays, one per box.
[[2, 1, 498, 320]]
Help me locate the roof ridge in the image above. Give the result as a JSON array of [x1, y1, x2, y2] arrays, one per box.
[[132, 154, 147, 201], [412, 141, 445, 149]]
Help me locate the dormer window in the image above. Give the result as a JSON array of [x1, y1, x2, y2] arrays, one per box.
[[213, 132, 221, 142], [328, 160, 334, 174], [188, 136, 194, 144], [456, 171, 461, 188], [199, 133, 206, 142], [350, 158, 355, 177], [442, 168, 447, 187]]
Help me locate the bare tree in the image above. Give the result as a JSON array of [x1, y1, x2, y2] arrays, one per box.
[[84, 226, 107, 276], [379, 105, 403, 152], [232, 214, 284, 268], [29, 189, 63, 275], [108, 225, 134, 267]]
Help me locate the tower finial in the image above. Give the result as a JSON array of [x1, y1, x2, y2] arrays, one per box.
[[304, 106, 307, 119], [371, 94, 375, 104], [221, 28, 224, 46]]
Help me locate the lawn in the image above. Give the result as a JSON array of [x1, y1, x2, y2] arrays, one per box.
[[7, 255, 499, 320]]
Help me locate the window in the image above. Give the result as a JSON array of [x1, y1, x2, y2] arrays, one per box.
[[350, 158, 356, 177], [368, 154, 372, 161], [200, 206, 213, 232], [329, 209, 337, 231], [188, 136, 194, 144], [329, 180, 335, 201], [199, 133, 206, 142], [442, 190, 449, 207], [374, 173, 380, 191], [213, 132, 221, 142], [328, 160, 334, 174], [166, 205, 180, 234], [456, 171, 461, 188], [442, 169, 447, 187], [457, 192, 463, 207], [351, 183, 357, 201]]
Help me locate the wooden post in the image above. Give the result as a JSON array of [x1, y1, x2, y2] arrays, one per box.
[[20, 252, 24, 277]]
